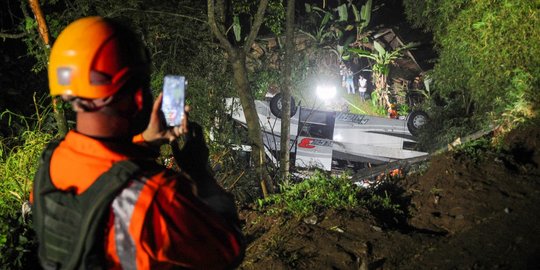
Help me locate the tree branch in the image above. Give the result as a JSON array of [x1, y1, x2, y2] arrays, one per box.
[[207, 0, 235, 56], [20, 0, 30, 21], [216, 0, 226, 30], [0, 32, 26, 40], [106, 8, 208, 24], [28, 0, 50, 46], [243, 0, 269, 54]]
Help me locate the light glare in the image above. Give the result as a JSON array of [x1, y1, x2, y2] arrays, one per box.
[[316, 85, 336, 100]]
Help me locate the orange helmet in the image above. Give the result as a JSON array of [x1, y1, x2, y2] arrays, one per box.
[[48, 17, 150, 99]]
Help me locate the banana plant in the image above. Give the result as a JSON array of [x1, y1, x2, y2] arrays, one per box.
[[353, 0, 372, 37], [337, 0, 373, 60], [301, 4, 339, 45], [350, 41, 417, 76], [302, 0, 373, 61], [349, 41, 418, 108]]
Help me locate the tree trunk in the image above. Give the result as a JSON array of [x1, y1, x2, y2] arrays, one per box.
[[207, 0, 271, 197], [231, 55, 271, 197], [27, 0, 68, 136], [279, 0, 295, 183]]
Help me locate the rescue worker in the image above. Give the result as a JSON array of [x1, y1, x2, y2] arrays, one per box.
[[32, 17, 244, 269]]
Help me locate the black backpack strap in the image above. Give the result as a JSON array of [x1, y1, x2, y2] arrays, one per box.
[[33, 139, 63, 270]]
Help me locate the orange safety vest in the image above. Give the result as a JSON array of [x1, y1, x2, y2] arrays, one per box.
[[44, 131, 243, 269]]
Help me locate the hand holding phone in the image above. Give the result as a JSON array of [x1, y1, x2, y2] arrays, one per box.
[[161, 75, 186, 127]]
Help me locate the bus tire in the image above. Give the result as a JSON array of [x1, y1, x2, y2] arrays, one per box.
[[407, 110, 428, 136], [270, 93, 298, 118]]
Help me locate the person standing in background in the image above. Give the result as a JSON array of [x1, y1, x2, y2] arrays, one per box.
[[358, 75, 367, 101], [345, 69, 355, 94]]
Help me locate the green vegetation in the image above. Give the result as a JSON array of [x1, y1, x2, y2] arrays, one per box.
[[360, 179, 409, 227], [257, 171, 406, 222], [1, 94, 54, 215], [403, 0, 540, 148], [0, 213, 38, 269], [0, 130, 51, 215], [257, 171, 360, 217], [452, 138, 494, 164], [1, 0, 538, 268], [349, 41, 417, 109], [0, 98, 53, 269]]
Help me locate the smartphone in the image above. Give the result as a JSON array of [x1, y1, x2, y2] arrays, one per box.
[[161, 75, 186, 127]]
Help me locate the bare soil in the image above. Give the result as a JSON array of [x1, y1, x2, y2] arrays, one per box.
[[238, 123, 540, 269]]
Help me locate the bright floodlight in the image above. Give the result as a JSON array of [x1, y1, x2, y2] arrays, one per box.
[[316, 85, 336, 100]]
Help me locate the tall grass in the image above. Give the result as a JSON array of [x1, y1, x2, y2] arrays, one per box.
[[0, 94, 55, 269], [0, 93, 54, 216], [0, 130, 52, 215]]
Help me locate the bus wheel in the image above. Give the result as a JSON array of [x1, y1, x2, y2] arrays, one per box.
[[270, 93, 298, 118], [407, 110, 429, 136]]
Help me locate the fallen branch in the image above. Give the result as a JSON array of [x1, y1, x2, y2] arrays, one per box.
[[440, 124, 499, 153], [351, 125, 501, 183]]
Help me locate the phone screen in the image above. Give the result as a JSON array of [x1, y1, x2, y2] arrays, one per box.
[[161, 75, 186, 127]]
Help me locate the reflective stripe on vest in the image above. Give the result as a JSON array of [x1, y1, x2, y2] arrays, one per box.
[[112, 176, 148, 269]]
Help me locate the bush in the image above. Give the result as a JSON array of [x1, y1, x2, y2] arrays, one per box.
[[0, 213, 39, 269], [452, 137, 493, 163], [416, 99, 481, 151], [257, 170, 361, 217], [359, 177, 410, 228], [257, 170, 408, 223], [403, 0, 540, 147]]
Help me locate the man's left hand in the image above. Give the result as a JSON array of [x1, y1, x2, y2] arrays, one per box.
[[141, 93, 189, 145]]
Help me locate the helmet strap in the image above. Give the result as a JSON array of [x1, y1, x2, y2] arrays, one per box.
[[69, 96, 114, 113]]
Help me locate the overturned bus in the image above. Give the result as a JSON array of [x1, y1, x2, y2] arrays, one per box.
[[226, 95, 428, 171]]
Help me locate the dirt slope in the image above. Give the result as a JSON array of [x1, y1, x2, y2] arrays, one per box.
[[239, 123, 540, 269]]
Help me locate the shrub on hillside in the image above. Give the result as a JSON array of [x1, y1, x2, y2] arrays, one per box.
[[403, 0, 539, 145]]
